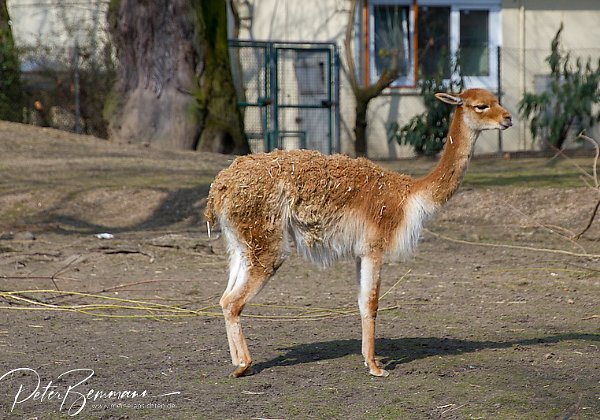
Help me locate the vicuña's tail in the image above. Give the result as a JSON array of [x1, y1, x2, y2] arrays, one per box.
[[204, 190, 217, 238]]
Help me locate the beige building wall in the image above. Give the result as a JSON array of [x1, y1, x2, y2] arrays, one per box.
[[501, 0, 600, 153]]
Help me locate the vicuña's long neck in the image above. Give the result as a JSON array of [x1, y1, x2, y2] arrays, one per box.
[[414, 108, 480, 205]]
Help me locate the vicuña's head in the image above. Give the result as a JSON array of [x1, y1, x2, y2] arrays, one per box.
[[435, 88, 512, 132]]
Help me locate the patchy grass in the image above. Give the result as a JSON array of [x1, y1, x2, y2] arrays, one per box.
[[464, 157, 589, 188], [381, 156, 592, 188]]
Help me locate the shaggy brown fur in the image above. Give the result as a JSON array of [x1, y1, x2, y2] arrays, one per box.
[[204, 88, 512, 378], [206, 150, 413, 272]]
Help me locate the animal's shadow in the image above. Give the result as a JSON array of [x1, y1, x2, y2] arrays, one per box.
[[252, 333, 599, 374]]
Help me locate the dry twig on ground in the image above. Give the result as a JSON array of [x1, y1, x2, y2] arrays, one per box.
[[550, 132, 600, 239]]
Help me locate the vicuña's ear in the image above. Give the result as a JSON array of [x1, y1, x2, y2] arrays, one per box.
[[435, 92, 463, 106]]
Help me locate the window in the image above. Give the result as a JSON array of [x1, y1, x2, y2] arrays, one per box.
[[418, 6, 450, 79], [367, 1, 501, 89], [460, 10, 489, 76], [372, 5, 412, 83]]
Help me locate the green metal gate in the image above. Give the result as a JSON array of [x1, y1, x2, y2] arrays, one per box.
[[229, 40, 340, 154]]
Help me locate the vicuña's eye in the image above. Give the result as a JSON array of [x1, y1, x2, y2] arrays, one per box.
[[474, 104, 489, 111]]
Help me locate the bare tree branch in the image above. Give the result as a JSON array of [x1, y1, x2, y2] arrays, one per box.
[[558, 132, 600, 240], [579, 133, 600, 188], [343, 0, 400, 155], [344, 0, 360, 95], [575, 196, 600, 240]]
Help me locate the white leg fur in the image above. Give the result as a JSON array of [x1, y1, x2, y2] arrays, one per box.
[[221, 257, 248, 366], [357, 255, 388, 377], [219, 222, 249, 366], [221, 263, 273, 376], [222, 275, 248, 367], [357, 256, 377, 318]]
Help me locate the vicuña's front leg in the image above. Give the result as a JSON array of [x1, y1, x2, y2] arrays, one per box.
[[357, 254, 389, 377]]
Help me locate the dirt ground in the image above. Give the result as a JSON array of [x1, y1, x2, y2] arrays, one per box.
[[0, 121, 598, 419]]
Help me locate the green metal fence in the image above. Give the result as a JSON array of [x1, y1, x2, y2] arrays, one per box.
[[229, 40, 340, 154]]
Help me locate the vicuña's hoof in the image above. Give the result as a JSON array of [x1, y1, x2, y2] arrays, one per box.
[[367, 363, 390, 377], [229, 363, 253, 378], [365, 359, 389, 377], [369, 367, 390, 377]]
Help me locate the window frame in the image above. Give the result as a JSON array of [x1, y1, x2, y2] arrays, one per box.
[[366, 0, 501, 90]]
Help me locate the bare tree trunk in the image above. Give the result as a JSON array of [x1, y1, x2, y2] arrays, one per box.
[[0, 0, 23, 122], [354, 92, 370, 156], [106, 0, 249, 154], [195, 0, 249, 153], [344, 0, 398, 157]]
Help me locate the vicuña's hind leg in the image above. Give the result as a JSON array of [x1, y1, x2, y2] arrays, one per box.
[[222, 248, 245, 366], [220, 262, 274, 377]]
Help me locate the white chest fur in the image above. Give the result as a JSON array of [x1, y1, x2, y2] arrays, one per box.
[[392, 192, 437, 259]]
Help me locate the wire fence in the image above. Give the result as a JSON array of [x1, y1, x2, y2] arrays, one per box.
[[230, 40, 341, 154]]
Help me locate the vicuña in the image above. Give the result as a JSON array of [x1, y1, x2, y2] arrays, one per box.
[[205, 88, 512, 377]]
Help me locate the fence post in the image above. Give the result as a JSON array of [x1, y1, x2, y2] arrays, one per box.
[[497, 44, 503, 156], [269, 43, 278, 151], [334, 45, 341, 154], [73, 42, 82, 134]]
